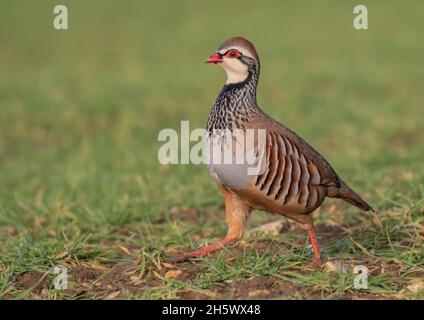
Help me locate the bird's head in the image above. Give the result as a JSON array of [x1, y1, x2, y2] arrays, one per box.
[[206, 37, 260, 85]]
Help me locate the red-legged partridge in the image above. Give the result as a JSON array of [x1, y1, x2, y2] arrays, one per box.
[[188, 37, 373, 266]]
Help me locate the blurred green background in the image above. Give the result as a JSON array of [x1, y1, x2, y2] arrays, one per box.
[[0, 0, 423, 298]]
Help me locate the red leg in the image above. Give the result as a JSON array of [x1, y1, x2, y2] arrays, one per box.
[[307, 228, 322, 267]]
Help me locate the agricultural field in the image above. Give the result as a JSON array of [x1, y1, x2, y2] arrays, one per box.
[[0, 0, 423, 299]]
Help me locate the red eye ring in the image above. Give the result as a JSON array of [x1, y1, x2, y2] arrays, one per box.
[[225, 49, 241, 58]]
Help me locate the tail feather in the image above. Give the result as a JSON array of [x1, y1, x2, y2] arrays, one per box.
[[327, 181, 373, 212]]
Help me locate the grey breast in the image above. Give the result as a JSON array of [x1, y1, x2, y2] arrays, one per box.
[[204, 129, 267, 190]]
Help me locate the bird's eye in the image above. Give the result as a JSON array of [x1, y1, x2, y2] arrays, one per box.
[[226, 49, 240, 58]]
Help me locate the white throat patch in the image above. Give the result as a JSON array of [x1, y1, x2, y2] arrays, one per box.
[[221, 60, 249, 84]]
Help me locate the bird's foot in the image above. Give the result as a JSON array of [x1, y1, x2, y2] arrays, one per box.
[[305, 257, 324, 269], [187, 236, 238, 258], [169, 235, 240, 263]]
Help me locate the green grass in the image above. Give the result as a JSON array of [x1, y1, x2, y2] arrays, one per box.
[[0, 0, 423, 299]]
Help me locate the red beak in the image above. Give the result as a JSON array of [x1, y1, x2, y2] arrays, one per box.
[[205, 52, 223, 64]]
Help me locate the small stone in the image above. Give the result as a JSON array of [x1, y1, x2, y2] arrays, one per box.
[[248, 289, 270, 297], [165, 270, 182, 279]]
